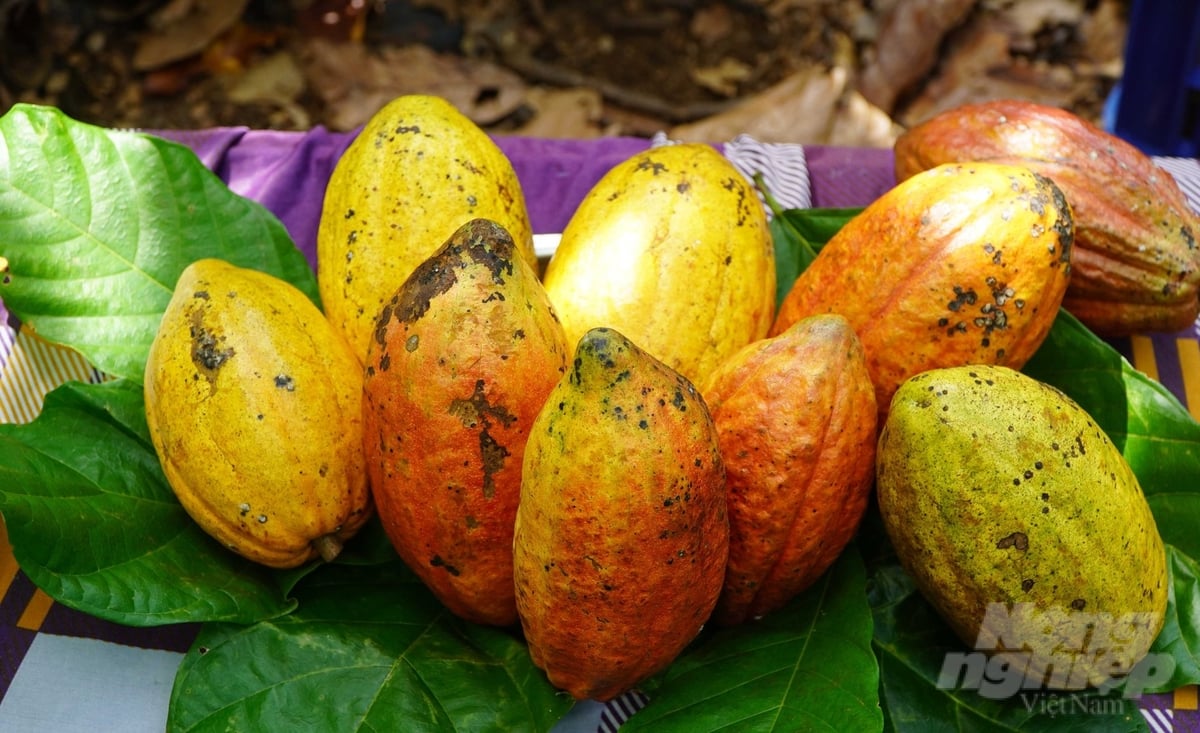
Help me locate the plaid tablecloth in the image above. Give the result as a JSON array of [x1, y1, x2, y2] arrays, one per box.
[[1, 130, 1197, 732]]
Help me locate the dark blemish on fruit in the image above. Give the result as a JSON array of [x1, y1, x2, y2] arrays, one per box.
[[373, 299, 396, 347], [395, 124, 422, 135], [677, 182, 690, 193], [996, 531, 1028, 551], [239, 503, 250, 516], [194, 290, 210, 300], [393, 256, 458, 324], [344, 208, 355, 219], [639, 419, 649, 429], [636, 157, 667, 175], [405, 334, 419, 352], [256, 413, 264, 420], [380, 353, 391, 372], [449, 379, 517, 498], [189, 317, 235, 380], [1021, 579, 1034, 592], [430, 555, 461, 576], [1024, 469, 1034, 479], [672, 388, 687, 411], [947, 286, 977, 312], [275, 374, 295, 391], [1070, 598, 1087, 611], [1075, 434, 1087, 455]]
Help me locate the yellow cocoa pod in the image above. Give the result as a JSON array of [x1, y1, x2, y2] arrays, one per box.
[[364, 218, 569, 627], [514, 327, 729, 701], [541, 143, 776, 387], [144, 259, 371, 569], [317, 94, 536, 364]]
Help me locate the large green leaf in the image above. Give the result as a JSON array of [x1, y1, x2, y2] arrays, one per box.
[[168, 562, 572, 733], [623, 545, 882, 732], [0, 103, 318, 382], [0, 379, 295, 625], [1146, 547, 1200, 693]]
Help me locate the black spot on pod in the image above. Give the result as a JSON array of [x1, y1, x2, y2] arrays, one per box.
[[996, 531, 1029, 551], [430, 555, 461, 576]]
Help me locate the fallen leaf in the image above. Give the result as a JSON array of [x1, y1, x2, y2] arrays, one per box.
[[690, 57, 753, 97], [690, 3, 734, 45], [856, 0, 977, 114], [670, 65, 901, 147], [224, 50, 309, 128], [509, 86, 605, 138], [299, 38, 526, 131], [897, 23, 1082, 126], [133, 0, 250, 71]]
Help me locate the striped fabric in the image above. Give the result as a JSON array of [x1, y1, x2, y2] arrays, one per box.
[[0, 326, 103, 425]]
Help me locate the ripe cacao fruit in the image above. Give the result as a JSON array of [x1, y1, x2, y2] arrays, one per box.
[[773, 161, 1074, 419], [877, 365, 1168, 689], [702, 314, 877, 626], [541, 142, 776, 387], [317, 94, 537, 364], [513, 327, 728, 701], [894, 98, 1200, 336], [144, 258, 371, 568], [363, 218, 568, 627]]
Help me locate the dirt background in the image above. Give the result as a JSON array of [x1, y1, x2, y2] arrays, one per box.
[[0, 0, 1129, 146]]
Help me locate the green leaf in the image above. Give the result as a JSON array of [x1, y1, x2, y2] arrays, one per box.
[[0, 379, 296, 625], [0, 103, 318, 382], [168, 561, 573, 733], [1145, 547, 1200, 693], [623, 544, 882, 732]]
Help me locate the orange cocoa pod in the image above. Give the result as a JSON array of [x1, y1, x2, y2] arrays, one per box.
[[513, 327, 728, 701], [702, 314, 877, 626], [362, 218, 569, 627], [772, 161, 1074, 418], [894, 99, 1200, 336]]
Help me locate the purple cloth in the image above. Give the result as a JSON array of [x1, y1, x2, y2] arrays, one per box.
[[151, 128, 655, 271]]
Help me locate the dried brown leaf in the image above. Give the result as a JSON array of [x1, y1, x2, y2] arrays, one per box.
[[670, 66, 900, 146], [299, 39, 526, 131], [857, 0, 977, 113], [133, 0, 250, 71], [509, 87, 605, 138]]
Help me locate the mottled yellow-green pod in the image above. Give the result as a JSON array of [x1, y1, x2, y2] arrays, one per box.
[[877, 365, 1168, 690]]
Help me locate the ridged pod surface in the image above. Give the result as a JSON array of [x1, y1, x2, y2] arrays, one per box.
[[541, 143, 776, 387], [513, 327, 728, 701], [144, 259, 371, 568], [701, 314, 877, 626], [894, 99, 1200, 336], [772, 162, 1074, 418], [363, 219, 568, 627], [877, 365, 1168, 688], [317, 94, 536, 364]]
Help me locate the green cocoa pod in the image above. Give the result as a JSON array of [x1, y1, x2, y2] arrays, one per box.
[[876, 365, 1167, 690]]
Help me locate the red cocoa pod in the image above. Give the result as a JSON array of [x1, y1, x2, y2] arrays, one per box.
[[702, 314, 877, 626], [362, 218, 568, 626], [894, 98, 1200, 336], [773, 162, 1074, 420]]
